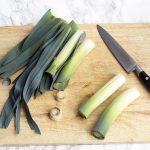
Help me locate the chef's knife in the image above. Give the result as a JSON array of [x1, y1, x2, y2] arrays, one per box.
[[97, 25, 150, 91]]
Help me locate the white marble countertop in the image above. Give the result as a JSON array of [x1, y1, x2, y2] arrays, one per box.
[[0, 0, 150, 150]]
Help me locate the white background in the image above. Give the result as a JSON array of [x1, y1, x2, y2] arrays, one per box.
[[0, 0, 150, 149]]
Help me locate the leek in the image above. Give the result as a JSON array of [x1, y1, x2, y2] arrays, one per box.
[[92, 88, 140, 139], [53, 39, 95, 91], [0, 11, 80, 134], [79, 74, 126, 118], [0, 9, 95, 134]]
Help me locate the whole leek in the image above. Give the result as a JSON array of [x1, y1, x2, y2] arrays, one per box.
[[92, 88, 140, 139], [53, 39, 95, 91], [0, 10, 82, 134], [79, 74, 126, 118]]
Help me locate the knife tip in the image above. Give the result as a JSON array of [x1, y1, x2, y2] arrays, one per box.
[[96, 24, 104, 32], [96, 24, 100, 29]]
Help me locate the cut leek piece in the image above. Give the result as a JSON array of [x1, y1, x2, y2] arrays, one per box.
[[92, 88, 140, 139], [53, 39, 95, 91], [79, 74, 126, 118]]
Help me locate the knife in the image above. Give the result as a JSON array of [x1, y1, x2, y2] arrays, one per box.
[[97, 25, 150, 91]]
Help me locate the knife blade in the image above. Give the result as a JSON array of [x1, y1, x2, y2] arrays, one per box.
[[97, 25, 150, 91]]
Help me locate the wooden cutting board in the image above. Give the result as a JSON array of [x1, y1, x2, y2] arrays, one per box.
[[0, 24, 150, 145]]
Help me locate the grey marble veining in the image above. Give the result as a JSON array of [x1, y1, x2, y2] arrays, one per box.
[[0, 0, 150, 26], [0, 144, 150, 150], [0, 0, 150, 150]]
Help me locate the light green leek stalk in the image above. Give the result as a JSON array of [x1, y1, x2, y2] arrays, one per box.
[[92, 88, 140, 139], [46, 31, 84, 77], [53, 39, 95, 91], [79, 74, 126, 118]]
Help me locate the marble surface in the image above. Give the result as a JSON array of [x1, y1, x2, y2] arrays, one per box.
[[0, 0, 150, 150], [0, 0, 150, 26]]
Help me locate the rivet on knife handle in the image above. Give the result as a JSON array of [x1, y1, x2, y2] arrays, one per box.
[[135, 66, 150, 91]]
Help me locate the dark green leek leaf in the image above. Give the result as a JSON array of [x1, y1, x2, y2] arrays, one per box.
[[0, 58, 40, 133], [23, 101, 41, 134], [0, 10, 54, 67], [0, 10, 60, 78], [15, 100, 21, 134]]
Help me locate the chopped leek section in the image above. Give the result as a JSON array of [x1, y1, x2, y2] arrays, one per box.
[[79, 74, 126, 118], [53, 39, 95, 91], [92, 88, 140, 139], [46, 31, 84, 77]]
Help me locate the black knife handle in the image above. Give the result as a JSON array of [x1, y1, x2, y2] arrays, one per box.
[[139, 71, 150, 90], [135, 66, 150, 91]]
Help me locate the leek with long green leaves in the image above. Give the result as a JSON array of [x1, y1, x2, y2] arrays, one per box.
[[53, 39, 95, 91], [79, 74, 126, 118], [92, 88, 140, 139]]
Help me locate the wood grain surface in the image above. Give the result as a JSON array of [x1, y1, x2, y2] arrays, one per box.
[[0, 24, 150, 145]]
